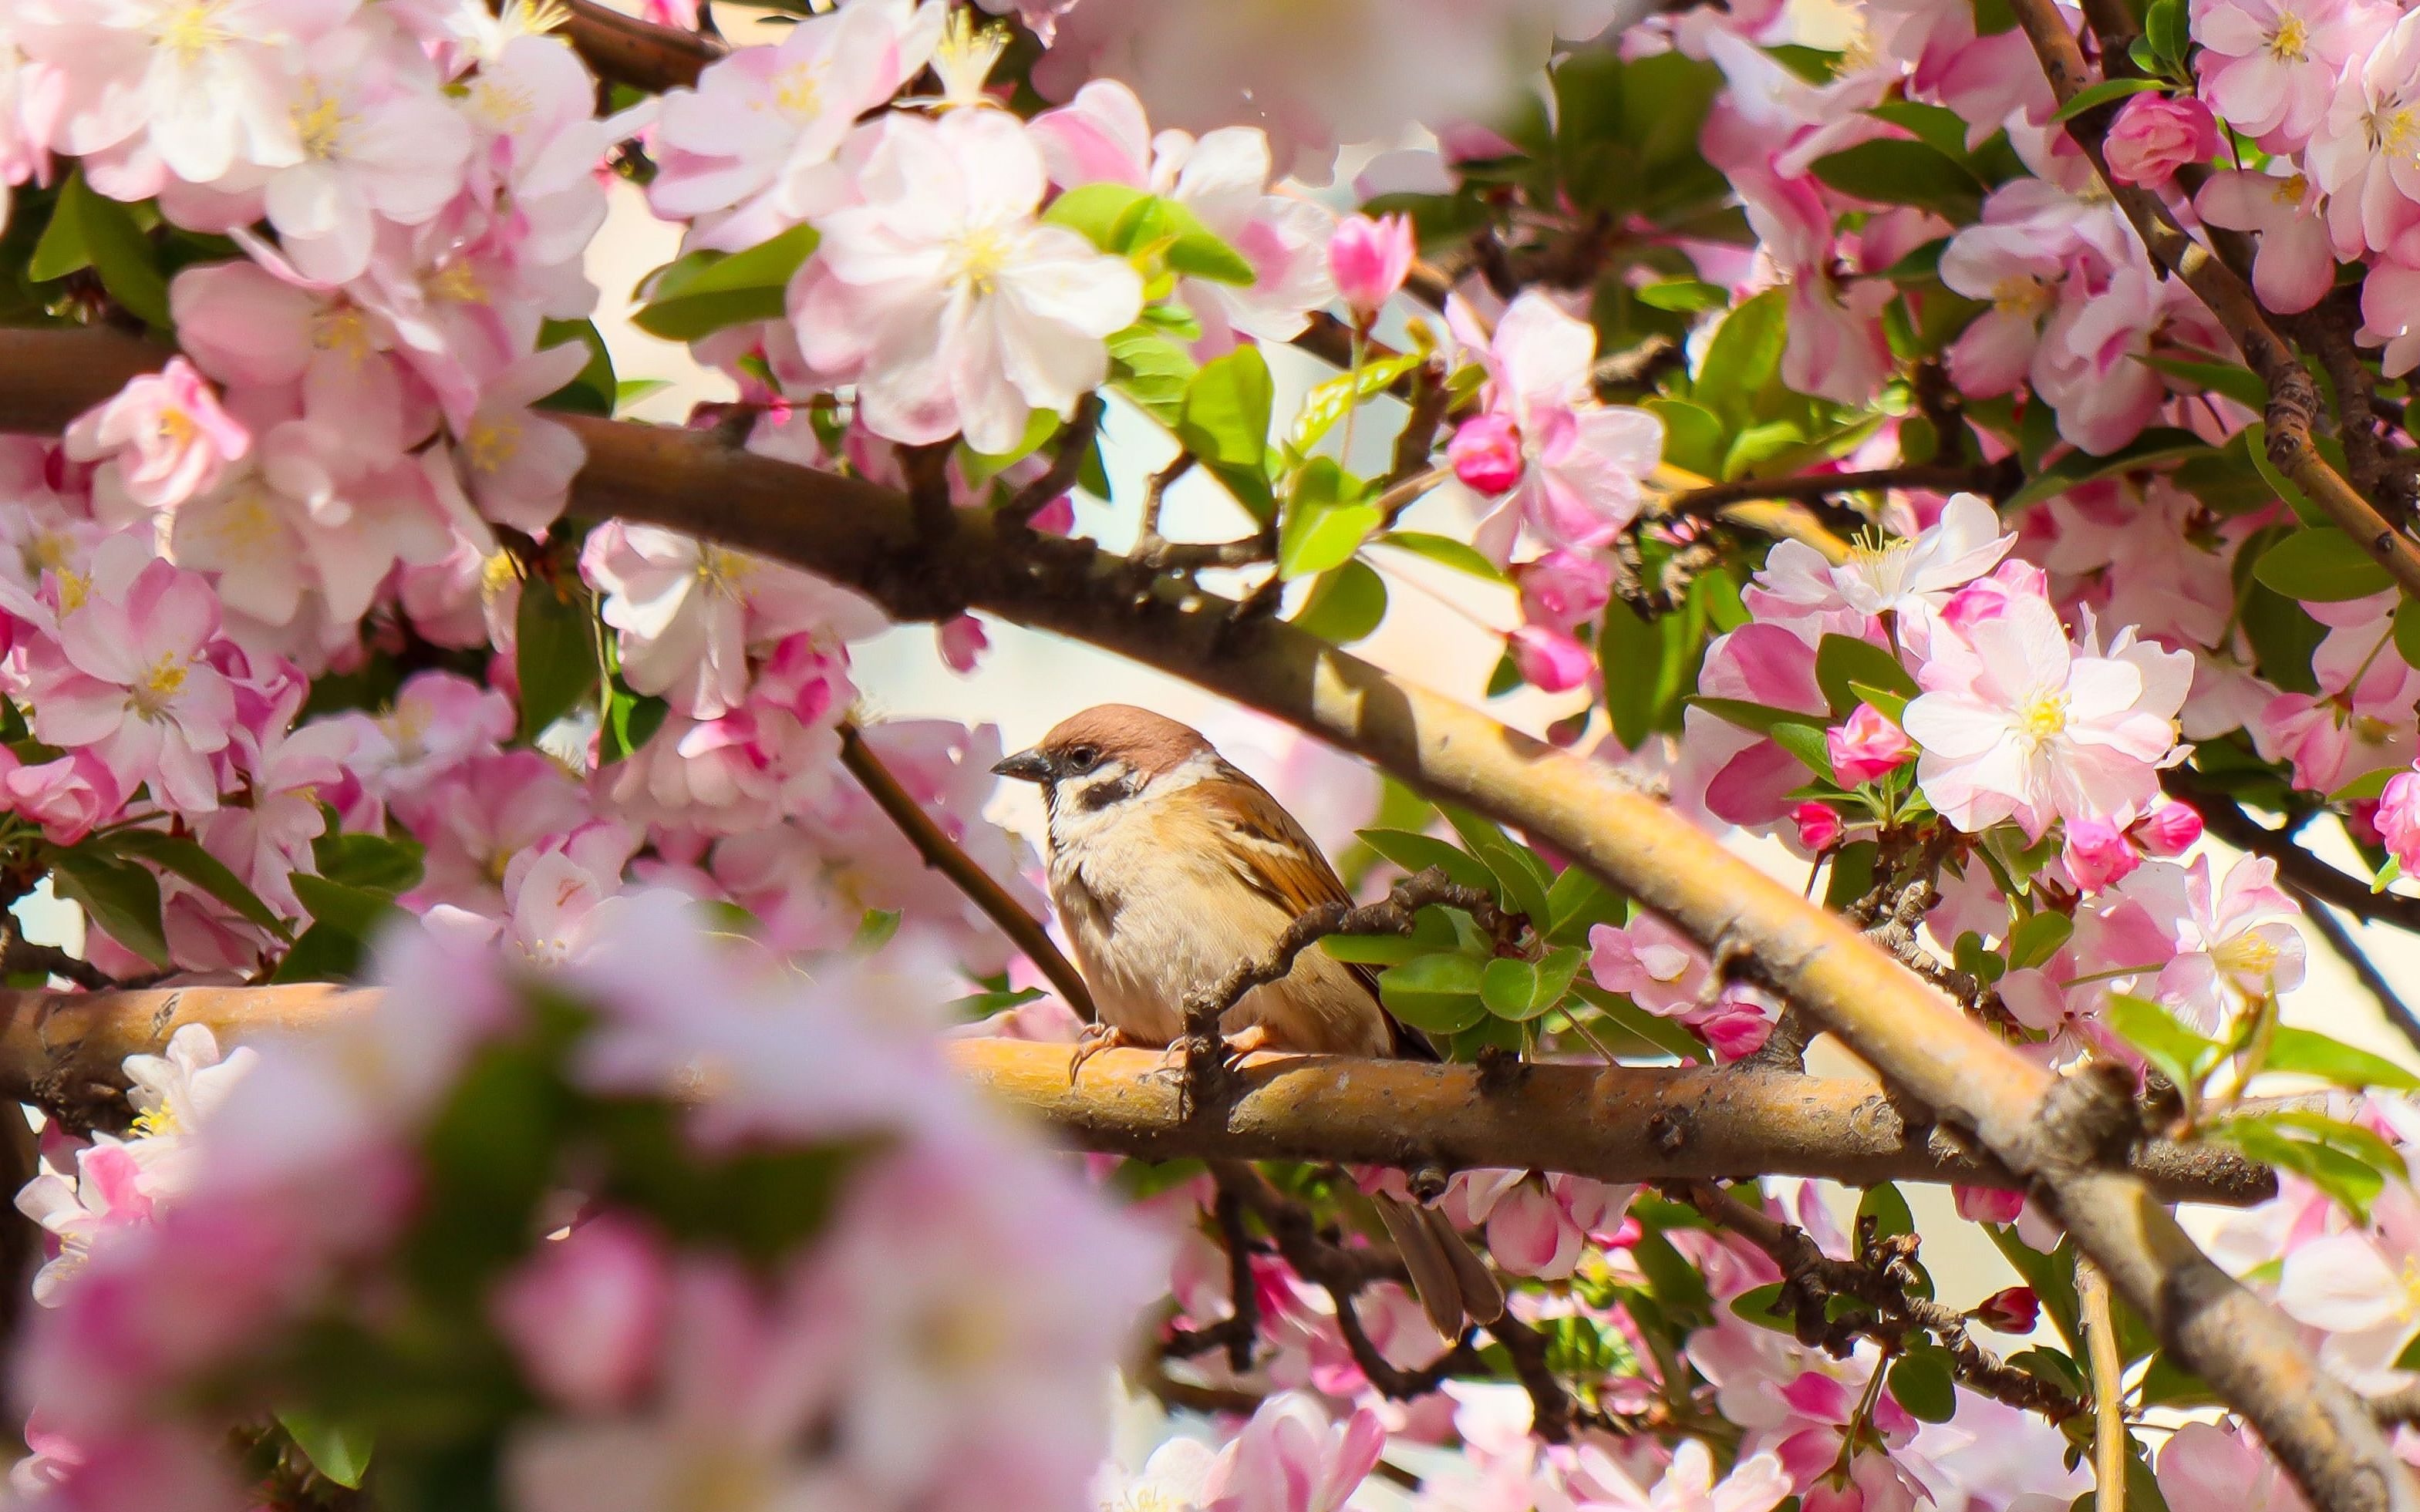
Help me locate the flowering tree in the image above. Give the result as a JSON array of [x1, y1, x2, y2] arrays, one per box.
[[8, 0, 2420, 1507]]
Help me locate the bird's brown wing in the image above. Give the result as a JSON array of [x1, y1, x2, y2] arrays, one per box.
[[1195, 765, 1440, 1061]]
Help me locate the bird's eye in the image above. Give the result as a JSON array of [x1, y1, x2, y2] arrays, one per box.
[[1064, 744, 1100, 774]]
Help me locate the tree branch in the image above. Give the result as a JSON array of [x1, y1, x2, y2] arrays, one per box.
[[1667, 459, 2021, 515], [556, 0, 724, 93], [2286, 887, 2420, 1061], [0, 983, 2274, 1203], [0, 327, 2372, 1507], [834, 719, 1095, 1022], [2166, 772, 2420, 934]]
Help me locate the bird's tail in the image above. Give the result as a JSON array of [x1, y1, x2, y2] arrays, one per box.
[[1372, 1194, 1505, 1339]]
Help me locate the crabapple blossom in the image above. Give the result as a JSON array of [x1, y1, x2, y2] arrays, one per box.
[[62, 360, 250, 519], [2196, 168, 2337, 313], [1327, 211, 1414, 321], [1826, 702, 1913, 784], [2195, 0, 2381, 148]]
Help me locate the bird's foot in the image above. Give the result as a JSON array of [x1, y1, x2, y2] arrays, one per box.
[[1153, 1022, 1268, 1120], [1066, 1022, 1131, 1084]]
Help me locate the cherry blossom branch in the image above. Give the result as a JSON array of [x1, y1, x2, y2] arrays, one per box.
[[2290, 890, 2420, 1059], [2164, 771, 2420, 934], [0, 330, 2373, 1505], [2368, 1384, 2420, 1427], [2079, 1261, 2129, 1512], [1665, 459, 2021, 516], [1670, 1180, 2085, 1423], [1003, 393, 1104, 527], [834, 719, 1097, 1022], [556, 0, 724, 93], [0, 982, 2274, 1201], [2010, 0, 2420, 604]]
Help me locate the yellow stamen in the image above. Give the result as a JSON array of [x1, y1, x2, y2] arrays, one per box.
[[465, 416, 521, 473], [152, 3, 231, 63], [2269, 10, 2310, 61], [2019, 689, 2070, 746]]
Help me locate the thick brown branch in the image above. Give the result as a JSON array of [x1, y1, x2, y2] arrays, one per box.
[[558, 0, 724, 93], [0, 984, 2274, 1203], [835, 719, 1095, 1022]]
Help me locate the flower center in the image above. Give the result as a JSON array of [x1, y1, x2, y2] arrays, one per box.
[[151, 2, 232, 63], [131, 653, 189, 717], [696, 544, 756, 598], [2213, 931, 2281, 979], [949, 226, 1013, 295], [292, 86, 349, 159], [52, 567, 89, 615], [2276, 173, 2309, 204], [312, 305, 374, 362], [1990, 274, 2053, 318], [430, 262, 487, 304], [2374, 106, 2420, 163], [130, 1103, 180, 1140], [466, 416, 521, 473], [2018, 689, 2070, 745], [929, 8, 1009, 108], [469, 76, 538, 133], [2268, 10, 2309, 61], [770, 60, 826, 120], [204, 485, 284, 551]]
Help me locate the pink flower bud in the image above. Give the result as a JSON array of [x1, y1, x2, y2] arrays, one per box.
[[2379, 769, 2420, 871], [1826, 702, 1914, 785], [1485, 1181, 1582, 1278], [1327, 212, 1415, 320], [2061, 816, 2140, 892], [1448, 413, 1523, 495], [937, 613, 989, 674], [1515, 547, 1612, 634], [1508, 624, 1595, 694], [4, 754, 119, 847], [1953, 1184, 2024, 1224], [490, 1214, 672, 1414], [2105, 93, 2219, 190], [1791, 800, 1844, 851], [1026, 494, 1076, 535], [1970, 1285, 2040, 1334], [1940, 559, 2051, 631], [2133, 798, 2203, 856]]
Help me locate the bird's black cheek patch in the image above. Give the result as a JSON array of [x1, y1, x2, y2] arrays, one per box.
[[1073, 773, 1138, 812]]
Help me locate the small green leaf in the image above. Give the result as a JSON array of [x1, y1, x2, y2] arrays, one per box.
[[1730, 1281, 1794, 1329], [2049, 76, 2167, 121], [2004, 427, 2212, 508], [1105, 323, 1197, 425], [1888, 1349, 1959, 1423], [1848, 681, 1910, 725], [1441, 807, 1555, 925], [1815, 633, 1919, 715], [279, 1410, 373, 1490], [49, 850, 170, 969], [535, 318, 616, 416], [2395, 598, 2420, 669], [1692, 289, 1787, 426], [1690, 695, 1826, 736], [1600, 598, 1663, 750], [1481, 947, 1586, 1021], [268, 922, 361, 983], [1372, 531, 1510, 584], [516, 575, 602, 741], [311, 832, 426, 896], [2253, 527, 2396, 603], [2262, 1025, 2420, 1091], [1545, 865, 1625, 945], [31, 171, 170, 328], [2135, 353, 2266, 410], [1040, 183, 1153, 250], [630, 222, 821, 342], [1278, 459, 1379, 580], [2104, 992, 2224, 1096], [2005, 911, 2074, 971], [1767, 721, 1836, 779], [1287, 352, 1426, 456], [291, 874, 402, 941], [1809, 138, 1985, 218], [1858, 1181, 1916, 1241], [1354, 829, 1497, 893], [1377, 951, 1490, 1033], [1178, 346, 1274, 471], [105, 831, 290, 939], [1138, 197, 1256, 285], [1291, 560, 1387, 645], [1320, 934, 1444, 966], [2205, 1112, 2391, 1218]]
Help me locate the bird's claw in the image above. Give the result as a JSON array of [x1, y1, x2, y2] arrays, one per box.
[[1066, 1022, 1129, 1084], [1150, 1022, 1263, 1120]]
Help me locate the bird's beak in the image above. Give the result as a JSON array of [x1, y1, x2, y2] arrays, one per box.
[[991, 747, 1054, 784]]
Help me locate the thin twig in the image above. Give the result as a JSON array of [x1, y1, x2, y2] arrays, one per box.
[[2285, 887, 2420, 1060], [1667, 460, 2021, 515], [1164, 1187, 1262, 1372], [1371, 465, 1450, 530], [2166, 773, 2420, 934], [2079, 1260, 2128, 1512], [1130, 453, 1197, 566], [835, 720, 1097, 1022], [1002, 394, 1104, 527], [2369, 1382, 2420, 1426], [2, 923, 117, 992]]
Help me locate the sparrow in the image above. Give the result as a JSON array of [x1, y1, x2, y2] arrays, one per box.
[[993, 703, 1504, 1335]]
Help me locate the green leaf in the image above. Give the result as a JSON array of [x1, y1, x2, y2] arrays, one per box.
[[1287, 352, 1426, 456], [2253, 527, 2396, 602], [2395, 598, 2420, 669], [1881, 237, 1950, 283], [1600, 598, 1663, 750], [31, 171, 170, 328], [2244, 419, 2328, 527], [268, 922, 362, 983], [1849, 681, 1909, 725], [1888, 1349, 1959, 1423], [2005, 911, 2074, 971], [614, 377, 672, 410], [516, 575, 602, 741], [105, 830, 290, 939], [2206, 1112, 2391, 1217], [630, 222, 820, 342], [1858, 1181, 1916, 1241], [1545, 865, 1625, 945], [1279, 459, 1379, 580], [311, 831, 426, 897], [1809, 138, 1985, 218], [1105, 323, 1197, 425], [1354, 829, 1497, 892], [535, 317, 616, 416], [49, 850, 170, 969], [1730, 1280, 1794, 1329], [1645, 397, 1725, 477], [1320, 934, 1444, 966], [1815, 633, 1918, 716], [1040, 183, 1153, 250], [1480, 947, 1586, 1021], [1690, 695, 1826, 736], [290, 873, 402, 941], [1373, 531, 1509, 584], [2263, 1025, 2420, 1091], [279, 1410, 373, 1490], [1442, 807, 1555, 925], [601, 685, 671, 764], [1768, 722, 1836, 780], [2136, 353, 2266, 410], [1179, 346, 1274, 471], [2104, 992, 2223, 1096], [2147, 0, 2190, 71], [1377, 952, 1490, 1033], [1291, 560, 1387, 645], [1636, 278, 1730, 312], [1692, 289, 1786, 426], [2050, 76, 2167, 121], [1138, 197, 1257, 285]]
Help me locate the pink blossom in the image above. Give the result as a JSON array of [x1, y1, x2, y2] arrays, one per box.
[[1448, 412, 1524, 494], [2308, 8, 2420, 254], [797, 109, 1144, 453], [1972, 1285, 2040, 1333], [1903, 593, 2192, 838], [2135, 797, 2204, 855], [2103, 854, 2306, 1025], [457, 343, 591, 533], [1327, 212, 1414, 321], [2156, 1422, 2311, 1512], [493, 1214, 673, 1416], [1827, 702, 1914, 785], [2061, 816, 2142, 892], [1508, 624, 1595, 694], [1202, 1392, 1385, 1512], [24, 547, 238, 813], [2196, 168, 2337, 313], [2, 753, 119, 846], [62, 359, 251, 517], [1461, 1172, 1634, 1281], [1515, 547, 1612, 635], [2104, 93, 2220, 189], [1940, 225, 2064, 397], [1953, 1184, 2025, 1224], [935, 613, 989, 674], [2196, 0, 2381, 149], [1792, 801, 1844, 850]]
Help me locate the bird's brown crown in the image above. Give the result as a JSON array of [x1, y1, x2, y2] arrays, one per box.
[[1036, 704, 1215, 778]]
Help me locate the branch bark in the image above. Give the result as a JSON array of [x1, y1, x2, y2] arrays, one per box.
[[0, 327, 2386, 1507], [0, 984, 2273, 1203], [558, 0, 724, 93]]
